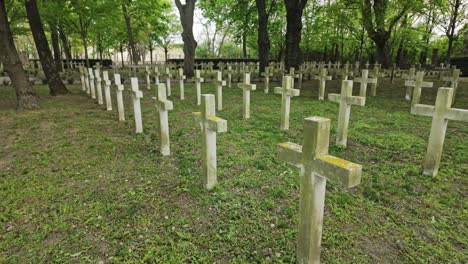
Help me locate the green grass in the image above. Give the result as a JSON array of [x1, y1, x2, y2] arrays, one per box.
[[0, 74, 467, 263]]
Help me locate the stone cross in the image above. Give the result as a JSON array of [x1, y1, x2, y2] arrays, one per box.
[[328, 80, 366, 147], [114, 74, 125, 121], [369, 67, 380, 96], [145, 66, 152, 90], [79, 67, 86, 91], [274, 76, 300, 130], [154, 67, 160, 84], [277, 116, 362, 264], [94, 68, 104, 105], [130, 78, 144, 133], [165, 67, 172, 97], [411, 87, 467, 176], [177, 68, 186, 100], [404, 68, 416, 100], [88, 68, 96, 99], [213, 71, 227, 111], [443, 69, 460, 104], [194, 70, 205, 105], [405, 71, 433, 104], [314, 68, 332, 100], [237, 73, 257, 119], [354, 70, 377, 97], [102, 71, 112, 111], [83, 67, 90, 95], [193, 94, 228, 189], [226, 65, 233, 87], [289, 67, 300, 88], [153, 84, 173, 156], [261, 66, 274, 93]]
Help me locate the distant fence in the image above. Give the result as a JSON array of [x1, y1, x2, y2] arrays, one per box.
[[29, 59, 113, 69], [167, 58, 279, 69], [450, 57, 468, 76]]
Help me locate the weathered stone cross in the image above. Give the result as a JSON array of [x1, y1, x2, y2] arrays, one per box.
[[193, 94, 228, 189], [314, 68, 332, 100], [261, 66, 274, 93], [165, 67, 172, 97], [443, 69, 460, 104], [277, 116, 362, 264], [102, 71, 112, 111], [88, 68, 96, 99], [153, 84, 173, 156], [114, 74, 125, 121], [226, 65, 233, 87], [404, 67, 416, 100], [154, 66, 161, 84], [94, 68, 104, 105], [405, 71, 433, 104], [130, 78, 144, 133], [274, 75, 300, 130], [411, 87, 467, 176], [79, 67, 86, 91], [177, 68, 186, 100], [213, 71, 226, 111], [194, 69, 205, 105], [354, 70, 377, 97], [237, 73, 257, 119], [145, 66, 151, 90], [328, 80, 366, 147], [289, 67, 300, 88]]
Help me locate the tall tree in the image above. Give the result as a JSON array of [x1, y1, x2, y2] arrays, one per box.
[[439, 0, 465, 63], [0, 0, 39, 109], [25, 0, 68, 95], [361, 0, 411, 67], [175, 0, 197, 77], [256, 0, 277, 73], [121, 0, 139, 64], [284, 0, 308, 69]]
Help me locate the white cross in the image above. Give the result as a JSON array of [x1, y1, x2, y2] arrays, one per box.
[[274, 75, 300, 130], [114, 74, 125, 121], [213, 71, 226, 111], [102, 71, 112, 111], [354, 70, 377, 97], [130, 78, 143, 133], [88, 68, 96, 99], [411, 87, 467, 176], [145, 66, 152, 90], [328, 80, 366, 147], [405, 71, 433, 104], [314, 68, 332, 100], [164, 67, 172, 97], [94, 68, 104, 105], [277, 116, 362, 264], [153, 84, 173, 156], [193, 94, 228, 189], [194, 70, 205, 105], [261, 66, 274, 93], [237, 73, 257, 119], [443, 69, 460, 104], [177, 68, 186, 100]]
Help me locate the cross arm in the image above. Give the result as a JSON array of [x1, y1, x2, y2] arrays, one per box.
[[328, 93, 341, 103], [446, 108, 468, 122], [411, 104, 434, 117], [153, 97, 173, 111], [405, 80, 415, 87], [422, 81, 433, 87], [345, 96, 366, 106], [314, 155, 362, 188], [277, 142, 302, 168], [132, 90, 143, 99], [207, 117, 228, 133]]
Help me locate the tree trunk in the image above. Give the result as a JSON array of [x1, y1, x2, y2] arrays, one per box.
[[164, 47, 168, 61], [58, 25, 72, 61], [0, 0, 39, 109], [256, 0, 270, 74], [175, 0, 197, 78], [25, 0, 68, 95], [284, 0, 307, 69], [122, 2, 139, 65], [50, 27, 62, 73], [149, 44, 153, 64], [374, 35, 390, 67], [120, 43, 125, 66]]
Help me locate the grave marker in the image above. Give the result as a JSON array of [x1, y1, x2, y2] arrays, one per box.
[[405, 71, 433, 104], [277, 117, 362, 264], [94, 68, 104, 105], [114, 74, 125, 121], [411, 87, 468, 176], [88, 68, 96, 99], [213, 71, 227, 111], [193, 94, 228, 189], [130, 78, 144, 133], [237, 73, 257, 119], [194, 70, 204, 105], [328, 80, 366, 147], [354, 70, 376, 97], [177, 68, 186, 100], [153, 84, 173, 156], [314, 68, 332, 100], [274, 76, 300, 130], [103, 71, 112, 111], [261, 66, 274, 93]]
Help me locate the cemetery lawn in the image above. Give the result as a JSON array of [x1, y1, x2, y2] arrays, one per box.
[[0, 77, 467, 263]]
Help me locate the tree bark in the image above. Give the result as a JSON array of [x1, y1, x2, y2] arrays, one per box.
[[175, 0, 197, 77], [0, 0, 39, 109], [122, 2, 139, 65], [58, 25, 72, 61], [25, 0, 68, 95], [50, 27, 62, 72], [256, 0, 270, 74], [445, 0, 461, 63], [284, 0, 308, 70]]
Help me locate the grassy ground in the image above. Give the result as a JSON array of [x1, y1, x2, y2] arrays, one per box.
[[0, 74, 467, 263]]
